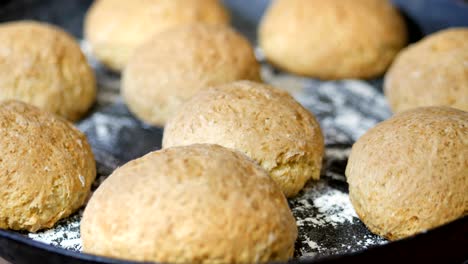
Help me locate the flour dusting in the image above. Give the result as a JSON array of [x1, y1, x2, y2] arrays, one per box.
[[24, 45, 390, 259], [28, 211, 83, 251], [314, 188, 357, 225]]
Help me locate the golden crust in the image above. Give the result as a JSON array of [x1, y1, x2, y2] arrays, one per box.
[[259, 0, 407, 79], [0, 101, 96, 232], [163, 81, 324, 197], [81, 144, 297, 263], [84, 0, 230, 71], [384, 28, 468, 112], [346, 107, 468, 240], [0, 21, 96, 121], [122, 24, 261, 126]]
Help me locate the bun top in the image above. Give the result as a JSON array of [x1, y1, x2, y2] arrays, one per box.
[[81, 144, 297, 263], [163, 80, 324, 197]]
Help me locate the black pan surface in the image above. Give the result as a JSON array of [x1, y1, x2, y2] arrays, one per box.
[[0, 1, 467, 263]]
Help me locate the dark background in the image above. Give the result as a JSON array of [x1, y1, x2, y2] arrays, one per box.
[[1, 0, 468, 42], [0, 1, 467, 264]]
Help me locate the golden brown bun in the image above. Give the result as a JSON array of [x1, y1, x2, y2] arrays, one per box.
[[259, 0, 407, 79], [346, 107, 468, 240], [384, 28, 468, 112], [122, 24, 261, 126], [163, 81, 324, 197], [81, 144, 297, 263], [0, 21, 96, 121], [0, 101, 96, 232], [84, 0, 230, 71]]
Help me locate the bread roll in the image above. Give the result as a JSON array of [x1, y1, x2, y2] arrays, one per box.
[[163, 81, 324, 197], [84, 0, 230, 71], [259, 0, 407, 79], [346, 106, 467, 240], [384, 28, 468, 112], [0, 101, 96, 232], [0, 21, 96, 121], [81, 144, 297, 263], [122, 24, 261, 126]]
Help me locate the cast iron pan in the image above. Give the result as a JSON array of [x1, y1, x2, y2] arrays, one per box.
[[0, 0, 467, 263]]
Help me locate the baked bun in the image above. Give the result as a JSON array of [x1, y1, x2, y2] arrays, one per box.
[[0, 21, 96, 121], [122, 24, 261, 126], [163, 81, 324, 197], [346, 106, 468, 240], [0, 101, 96, 232], [259, 0, 407, 79], [84, 0, 230, 71], [81, 144, 297, 263], [384, 28, 468, 112]]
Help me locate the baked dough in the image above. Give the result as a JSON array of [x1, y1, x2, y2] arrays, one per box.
[[384, 28, 468, 112], [0, 101, 96, 232], [122, 24, 261, 126], [259, 0, 407, 79], [81, 144, 297, 263], [0, 21, 96, 121], [346, 106, 468, 240], [163, 81, 324, 197], [84, 0, 230, 71]]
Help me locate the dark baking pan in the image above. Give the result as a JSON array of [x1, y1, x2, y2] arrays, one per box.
[[1, 0, 468, 263], [1, 216, 467, 264]]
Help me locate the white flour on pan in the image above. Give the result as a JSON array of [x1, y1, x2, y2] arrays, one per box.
[[26, 45, 390, 258]]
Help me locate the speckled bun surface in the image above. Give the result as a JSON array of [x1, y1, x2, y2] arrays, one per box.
[[0, 21, 96, 121], [122, 24, 261, 126], [163, 81, 324, 197], [384, 28, 468, 113], [81, 144, 297, 263], [259, 0, 407, 79], [0, 100, 96, 232], [346, 106, 467, 240], [84, 0, 230, 71]]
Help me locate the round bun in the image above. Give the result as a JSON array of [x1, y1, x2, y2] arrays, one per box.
[[0, 101, 96, 232], [85, 0, 230, 71], [384, 28, 468, 113], [259, 0, 407, 79], [0, 21, 96, 121], [122, 24, 261, 126], [163, 81, 324, 197], [346, 107, 468, 240], [81, 144, 297, 263]]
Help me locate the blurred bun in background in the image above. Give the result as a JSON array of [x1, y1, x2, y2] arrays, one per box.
[[84, 0, 230, 72], [259, 0, 407, 80], [384, 28, 468, 113], [122, 24, 260, 126]]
